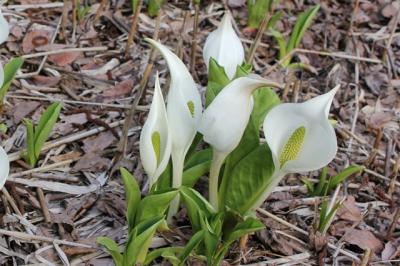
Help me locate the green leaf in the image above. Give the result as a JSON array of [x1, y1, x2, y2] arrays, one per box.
[[145, 247, 183, 266], [234, 63, 252, 79], [124, 217, 164, 266], [223, 144, 275, 214], [180, 186, 215, 231], [251, 88, 280, 128], [270, 29, 287, 61], [218, 118, 260, 208], [131, 0, 139, 12], [286, 5, 320, 53], [313, 167, 328, 196], [23, 119, 36, 167], [182, 149, 212, 187], [135, 189, 178, 225], [97, 237, 123, 266], [120, 168, 141, 230], [247, 0, 273, 28], [205, 58, 230, 107], [178, 230, 205, 265], [148, 0, 164, 17], [0, 57, 24, 102], [201, 216, 220, 264], [225, 217, 264, 243], [301, 177, 314, 194], [33, 103, 62, 159], [327, 165, 364, 192]]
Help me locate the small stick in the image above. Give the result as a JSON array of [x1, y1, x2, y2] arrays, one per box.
[[189, 3, 200, 74], [0, 229, 93, 248], [21, 46, 108, 59], [360, 248, 371, 266], [247, 11, 271, 64], [61, 0, 68, 40], [37, 188, 51, 223], [72, 0, 77, 42], [94, 0, 108, 21], [125, 0, 143, 58], [388, 154, 400, 197], [386, 207, 400, 240]]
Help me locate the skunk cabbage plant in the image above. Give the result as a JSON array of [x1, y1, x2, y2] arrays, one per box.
[[140, 74, 171, 187]]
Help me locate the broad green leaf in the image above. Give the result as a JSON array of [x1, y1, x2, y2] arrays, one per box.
[[97, 237, 123, 266], [180, 186, 215, 231], [145, 247, 183, 266], [148, 0, 164, 17], [135, 189, 178, 224], [200, 216, 220, 264], [0, 57, 24, 102], [327, 165, 364, 192], [251, 88, 280, 128], [218, 119, 259, 208], [34, 103, 62, 159], [120, 168, 141, 230], [234, 63, 252, 79], [182, 149, 212, 187], [247, 0, 273, 28], [124, 217, 164, 266], [287, 5, 320, 52], [178, 230, 205, 265], [225, 217, 264, 243], [223, 144, 275, 214], [205, 58, 230, 106]]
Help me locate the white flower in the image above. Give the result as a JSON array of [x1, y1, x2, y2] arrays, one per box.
[[251, 85, 340, 210], [199, 75, 281, 156], [198, 74, 281, 209], [0, 146, 9, 189], [139, 73, 171, 187], [0, 63, 4, 88], [0, 9, 9, 45], [203, 12, 245, 80], [146, 38, 202, 219]]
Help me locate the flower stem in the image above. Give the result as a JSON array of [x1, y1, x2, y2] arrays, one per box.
[[209, 150, 226, 211], [250, 171, 285, 211], [167, 152, 184, 222]]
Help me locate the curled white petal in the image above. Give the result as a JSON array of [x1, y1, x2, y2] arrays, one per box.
[[199, 75, 281, 155], [263, 85, 339, 173], [0, 10, 9, 45], [203, 12, 245, 79], [146, 38, 202, 159], [0, 146, 9, 189], [139, 74, 171, 185]]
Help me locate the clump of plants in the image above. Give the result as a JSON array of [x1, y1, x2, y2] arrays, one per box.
[[96, 5, 348, 265]]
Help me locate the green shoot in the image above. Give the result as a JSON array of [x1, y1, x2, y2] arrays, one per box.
[[0, 57, 24, 104], [271, 5, 320, 66], [23, 103, 62, 167], [302, 165, 364, 197], [75, 0, 91, 23]]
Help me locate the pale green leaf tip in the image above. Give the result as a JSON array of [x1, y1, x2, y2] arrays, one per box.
[[279, 126, 306, 168]]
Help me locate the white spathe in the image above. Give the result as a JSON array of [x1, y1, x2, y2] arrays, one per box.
[[203, 12, 245, 80], [0, 146, 9, 189], [0, 63, 4, 88], [199, 75, 281, 156], [139, 74, 171, 186], [146, 38, 202, 219], [250, 85, 340, 211], [263, 85, 339, 174], [146, 38, 202, 160], [0, 10, 9, 45]]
